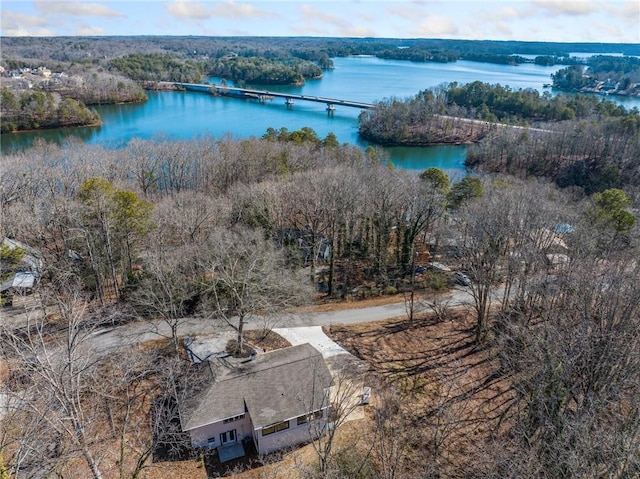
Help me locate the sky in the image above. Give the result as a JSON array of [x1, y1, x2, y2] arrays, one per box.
[[1, 0, 639, 43]]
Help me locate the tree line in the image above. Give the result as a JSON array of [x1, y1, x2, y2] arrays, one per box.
[[0, 87, 101, 133], [109, 53, 205, 83], [205, 56, 323, 86], [358, 82, 639, 193], [551, 55, 640, 94], [5, 36, 636, 64]]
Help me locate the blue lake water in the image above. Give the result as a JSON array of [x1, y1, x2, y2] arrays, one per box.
[[3, 56, 635, 173]]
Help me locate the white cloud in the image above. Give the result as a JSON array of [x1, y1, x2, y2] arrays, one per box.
[[355, 10, 377, 23], [530, 0, 598, 16], [1, 0, 635, 42], [166, 1, 215, 19], [386, 3, 428, 21], [2, 26, 57, 36], [495, 6, 521, 19], [590, 19, 637, 43], [620, 0, 640, 17], [291, 24, 325, 35], [215, 1, 276, 18], [299, 4, 350, 29], [470, 4, 525, 35], [1, 10, 48, 29], [336, 24, 378, 37], [609, 1, 640, 40], [34, 1, 125, 17], [492, 21, 514, 39], [229, 28, 255, 35], [166, 0, 276, 20], [0, 9, 58, 35], [409, 14, 458, 37]]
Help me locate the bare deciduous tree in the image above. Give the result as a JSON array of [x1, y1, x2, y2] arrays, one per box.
[[1, 274, 106, 479], [201, 226, 312, 356], [371, 383, 416, 479], [497, 253, 640, 477], [127, 243, 203, 353], [304, 355, 369, 477]]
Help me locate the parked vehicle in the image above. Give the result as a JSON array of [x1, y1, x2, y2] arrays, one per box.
[[454, 271, 471, 286]]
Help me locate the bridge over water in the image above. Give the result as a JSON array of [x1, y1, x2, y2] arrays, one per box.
[[172, 82, 376, 112]]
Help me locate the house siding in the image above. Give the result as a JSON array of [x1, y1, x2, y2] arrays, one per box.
[[188, 415, 252, 448], [255, 409, 328, 455], [180, 344, 335, 456]]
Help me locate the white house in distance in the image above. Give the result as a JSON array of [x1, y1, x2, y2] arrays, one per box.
[[180, 343, 333, 459], [1, 238, 44, 305]]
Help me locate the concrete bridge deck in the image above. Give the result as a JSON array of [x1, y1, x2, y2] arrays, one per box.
[[172, 82, 376, 110]]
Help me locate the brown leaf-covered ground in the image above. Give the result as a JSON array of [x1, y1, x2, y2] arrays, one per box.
[[325, 311, 515, 476], [14, 307, 513, 478], [210, 310, 515, 478]]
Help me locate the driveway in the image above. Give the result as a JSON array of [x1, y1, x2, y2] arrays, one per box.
[[272, 326, 348, 358]]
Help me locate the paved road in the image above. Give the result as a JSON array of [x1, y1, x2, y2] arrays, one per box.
[[87, 287, 479, 356], [434, 114, 556, 134]]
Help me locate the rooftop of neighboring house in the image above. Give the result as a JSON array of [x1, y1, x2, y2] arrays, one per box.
[[181, 343, 332, 432], [1, 238, 44, 293]]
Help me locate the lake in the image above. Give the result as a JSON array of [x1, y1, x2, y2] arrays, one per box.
[[4, 56, 634, 173]]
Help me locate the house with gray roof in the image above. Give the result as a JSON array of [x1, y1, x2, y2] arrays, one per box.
[[1, 238, 44, 304], [180, 343, 332, 458]]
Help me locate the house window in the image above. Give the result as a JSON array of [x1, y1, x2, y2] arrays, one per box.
[[296, 410, 323, 425], [223, 414, 245, 424], [262, 420, 290, 436], [207, 436, 216, 444]]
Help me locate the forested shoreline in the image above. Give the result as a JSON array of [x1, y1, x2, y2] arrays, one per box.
[[4, 36, 638, 65], [0, 88, 101, 133], [0, 64, 145, 132], [359, 82, 640, 193], [2, 36, 638, 134]]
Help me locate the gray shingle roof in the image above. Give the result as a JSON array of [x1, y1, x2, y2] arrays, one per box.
[[181, 343, 332, 431], [0, 272, 36, 292]]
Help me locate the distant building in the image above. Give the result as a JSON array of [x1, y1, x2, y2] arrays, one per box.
[[1, 238, 44, 303], [37, 66, 51, 78]]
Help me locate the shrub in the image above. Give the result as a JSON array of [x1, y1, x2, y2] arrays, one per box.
[[383, 285, 398, 295]]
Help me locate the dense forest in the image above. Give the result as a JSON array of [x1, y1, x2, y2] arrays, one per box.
[[1, 132, 638, 478], [3, 36, 638, 64], [358, 82, 640, 193], [205, 56, 323, 85], [0, 88, 101, 132], [551, 55, 640, 92], [109, 53, 205, 83], [109, 52, 327, 85]]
